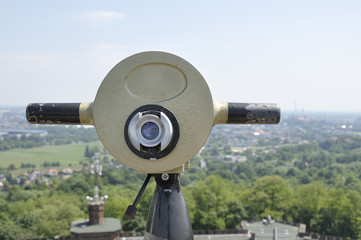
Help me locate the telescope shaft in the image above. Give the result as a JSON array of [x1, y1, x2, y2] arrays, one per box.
[[26, 103, 93, 125], [214, 102, 280, 125], [228, 102, 280, 124]]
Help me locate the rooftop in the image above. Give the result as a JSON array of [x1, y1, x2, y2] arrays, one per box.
[[70, 218, 121, 234]]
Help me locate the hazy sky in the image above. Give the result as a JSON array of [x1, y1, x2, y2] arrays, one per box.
[[0, 1, 360, 112]]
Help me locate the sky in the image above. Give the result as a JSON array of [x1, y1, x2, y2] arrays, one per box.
[[0, 0, 360, 112]]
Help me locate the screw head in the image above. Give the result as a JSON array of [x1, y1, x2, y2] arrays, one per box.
[[161, 173, 169, 181]]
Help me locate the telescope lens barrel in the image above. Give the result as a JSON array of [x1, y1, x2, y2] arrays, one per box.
[[26, 103, 81, 125], [227, 103, 280, 124], [141, 122, 160, 140]]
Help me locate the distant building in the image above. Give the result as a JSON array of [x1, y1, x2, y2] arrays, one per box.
[[241, 216, 306, 240], [200, 159, 207, 169], [22, 172, 30, 178], [61, 168, 73, 175], [224, 155, 247, 163], [45, 169, 58, 176], [82, 166, 89, 172], [29, 171, 41, 181]]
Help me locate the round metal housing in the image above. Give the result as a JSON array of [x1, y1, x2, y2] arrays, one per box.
[[92, 51, 214, 173]]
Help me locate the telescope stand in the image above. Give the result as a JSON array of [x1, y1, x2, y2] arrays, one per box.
[[144, 174, 193, 240]]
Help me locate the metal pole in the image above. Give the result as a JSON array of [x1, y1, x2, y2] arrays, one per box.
[[144, 174, 193, 240]]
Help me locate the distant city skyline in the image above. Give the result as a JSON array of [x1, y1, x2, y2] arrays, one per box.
[[1, 1, 361, 112]]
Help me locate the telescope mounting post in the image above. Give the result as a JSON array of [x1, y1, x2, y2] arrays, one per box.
[[145, 174, 193, 240]]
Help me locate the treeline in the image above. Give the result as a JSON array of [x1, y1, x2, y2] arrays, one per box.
[[185, 175, 361, 238], [0, 135, 44, 151], [0, 163, 36, 173], [201, 136, 361, 191], [1, 171, 361, 239], [0, 168, 145, 239], [0, 126, 99, 151], [1, 135, 361, 239], [43, 161, 60, 167], [20, 163, 36, 169], [84, 145, 104, 158], [43, 126, 98, 145]]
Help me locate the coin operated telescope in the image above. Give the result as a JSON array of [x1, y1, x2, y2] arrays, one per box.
[[26, 52, 280, 240]]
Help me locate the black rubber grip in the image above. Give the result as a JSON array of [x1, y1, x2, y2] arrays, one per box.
[[26, 103, 81, 124], [227, 103, 280, 124]]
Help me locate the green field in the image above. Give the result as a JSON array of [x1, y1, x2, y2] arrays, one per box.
[[0, 141, 103, 173]]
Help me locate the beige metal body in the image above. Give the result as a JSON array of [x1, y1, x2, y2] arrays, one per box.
[[91, 52, 215, 173]]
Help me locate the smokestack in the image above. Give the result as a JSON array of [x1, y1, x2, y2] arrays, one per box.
[[88, 202, 105, 225]]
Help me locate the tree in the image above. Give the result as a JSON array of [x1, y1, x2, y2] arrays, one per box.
[[70, 179, 90, 195], [17, 213, 39, 229], [191, 176, 234, 230], [234, 162, 256, 180], [122, 215, 146, 235], [84, 145, 90, 158], [104, 196, 130, 219], [225, 201, 246, 229], [8, 164, 16, 171], [34, 201, 84, 238], [292, 182, 327, 232], [244, 176, 292, 220], [315, 189, 358, 238], [224, 145, 232, 155], [210, 148, 219, 157], [90, 146, 100, 157], [0, 220, 27, 240]]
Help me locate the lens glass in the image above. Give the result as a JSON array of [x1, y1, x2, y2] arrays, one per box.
[[141, 122, 160, 140]]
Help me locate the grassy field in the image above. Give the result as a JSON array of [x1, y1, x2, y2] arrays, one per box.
[[0, 141, 103, 174]]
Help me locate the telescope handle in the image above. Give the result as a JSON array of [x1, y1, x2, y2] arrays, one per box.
[[27, 102, 279, 126], [26, 103, 93, 125], [214, 102, 280, 125]]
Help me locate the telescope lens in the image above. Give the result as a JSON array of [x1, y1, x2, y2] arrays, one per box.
[[141, 122, 160, 140]]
